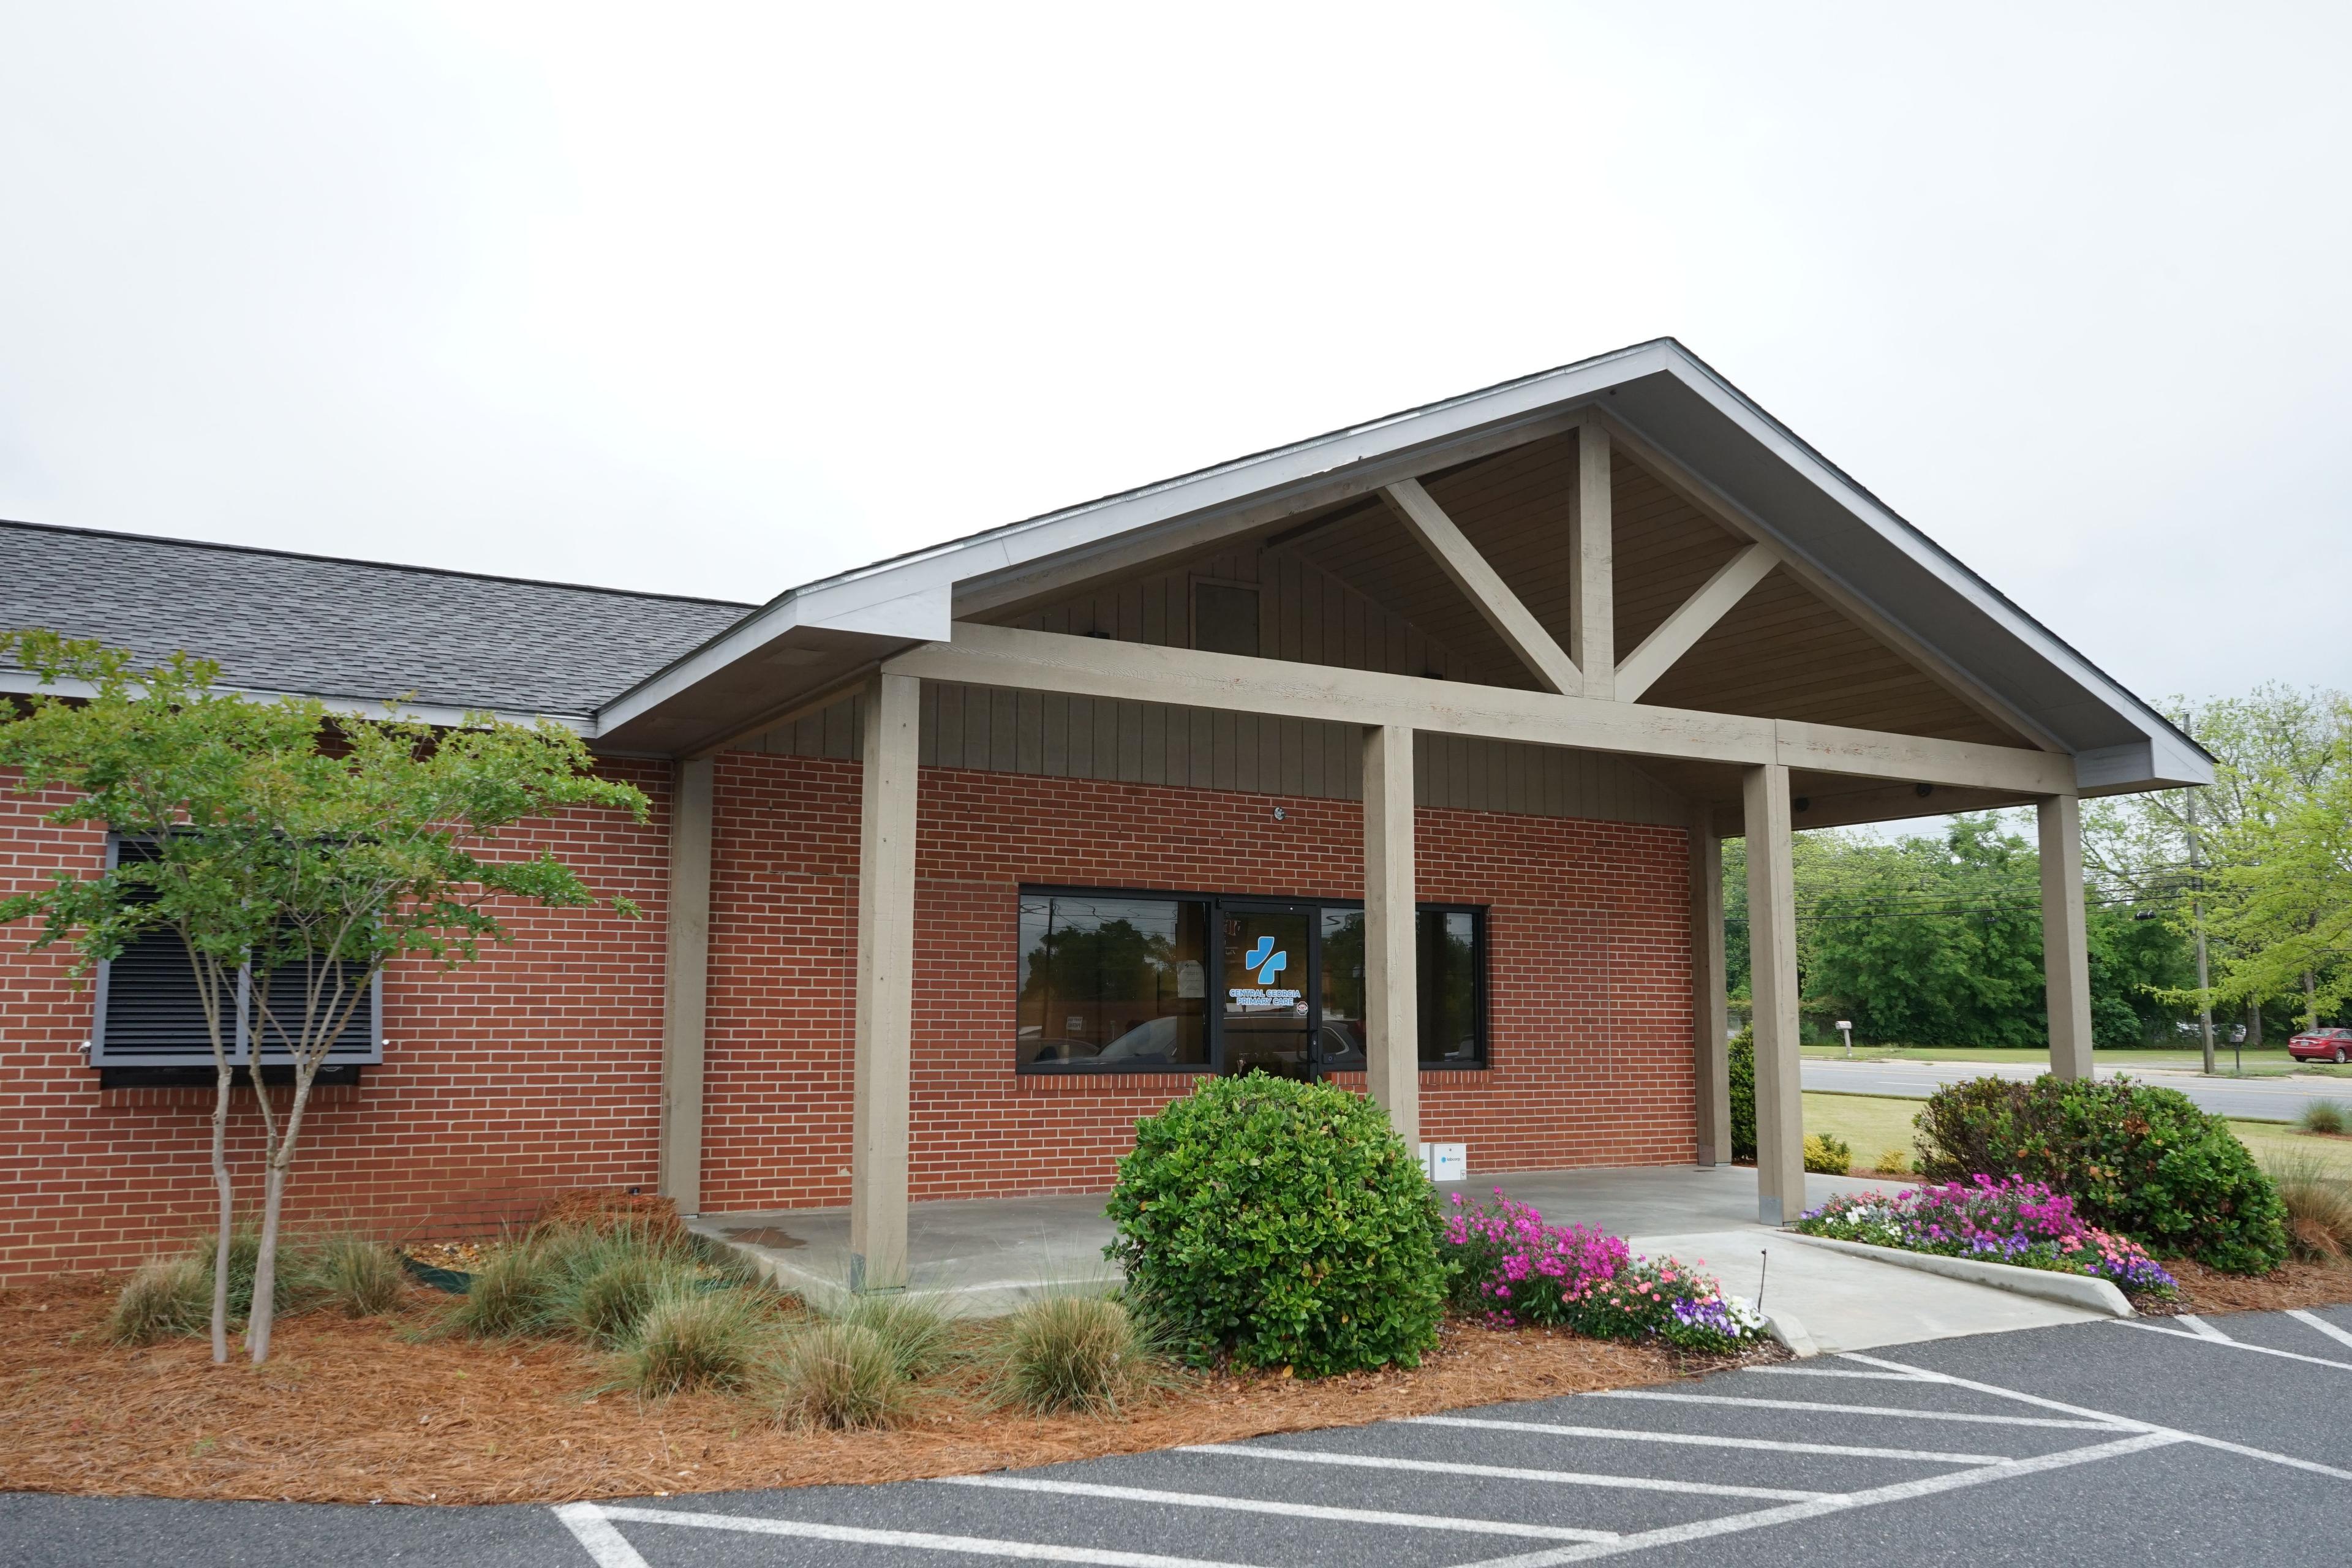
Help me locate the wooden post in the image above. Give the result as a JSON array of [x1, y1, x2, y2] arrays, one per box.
[[849, 673, 921, 1292], [1744, 763, 1803, 1224], [1363, 724, 1419, 1146], [1688, 807, 1730, 1167], [2038, 793, 2094, 1081], [657, 756, 715, 1212], [1570, 420, 1615, 700]]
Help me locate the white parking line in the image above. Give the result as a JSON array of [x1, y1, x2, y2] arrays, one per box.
[[1177, 1442, 1830, 1501], [1748, 1366, 1936, 1381], [558, 1502, 1271, 1567], [933, 1473, 1618, 1542], [1448, 1430, 2188, 1567], [2288, 1308, 2352, 1351], [2174, 1313, 2233, 1342], [1583, 1389, 2125, 1430], [1409, 1415, 2005, 1465], [2118, 1319, 2352, 1371]]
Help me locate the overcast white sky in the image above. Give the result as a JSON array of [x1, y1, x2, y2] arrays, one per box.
[[2, 2, 2345, 705]]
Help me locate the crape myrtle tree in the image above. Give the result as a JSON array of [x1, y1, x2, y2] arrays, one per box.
[[0, 631, 648, 1363]]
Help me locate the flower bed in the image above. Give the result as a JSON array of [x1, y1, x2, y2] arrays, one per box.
[[1439, 1192, 1769, 1353], [1794, 1175, 2177, 1297]]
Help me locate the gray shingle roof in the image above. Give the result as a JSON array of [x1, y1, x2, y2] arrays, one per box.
[[0, 520, 755, 722]]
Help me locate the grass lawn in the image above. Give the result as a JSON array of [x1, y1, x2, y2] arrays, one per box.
[[1801, 1091, 2352, 1182]]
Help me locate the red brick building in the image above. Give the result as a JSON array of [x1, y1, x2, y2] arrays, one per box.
[[0, 342, 2206, 1283]]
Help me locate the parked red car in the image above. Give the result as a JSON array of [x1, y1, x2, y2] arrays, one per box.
[[2289, 1027, 2352, 1064]]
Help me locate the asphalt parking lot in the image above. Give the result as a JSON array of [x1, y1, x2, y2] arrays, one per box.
[[8, 1306, 2351, 1567]]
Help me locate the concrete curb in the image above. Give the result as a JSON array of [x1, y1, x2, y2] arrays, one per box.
[[1763, 1310, 1820, 1358], [1785, 1234, 2135, 1318]]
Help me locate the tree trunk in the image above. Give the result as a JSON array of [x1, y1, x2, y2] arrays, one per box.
[[2307, 971, 2320, 1033], [246, 1159, 288, 1364], [2246, 1003, 2263, 1048], [209, 1060, 233, 1364]]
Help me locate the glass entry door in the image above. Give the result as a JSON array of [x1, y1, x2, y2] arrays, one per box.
[[1216, 903, 1315, 1080]]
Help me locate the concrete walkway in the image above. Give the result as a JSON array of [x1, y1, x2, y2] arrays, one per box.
[[693, 1164, 2106, 1351]]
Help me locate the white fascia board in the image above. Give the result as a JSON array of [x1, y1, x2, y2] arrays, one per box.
[[1632, 354, 2212, 791], [0, 668, 590, 735], [592, 577, 952, 737]]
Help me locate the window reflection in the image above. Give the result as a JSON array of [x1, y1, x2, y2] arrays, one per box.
[[1016, 895, 1208, 1068]]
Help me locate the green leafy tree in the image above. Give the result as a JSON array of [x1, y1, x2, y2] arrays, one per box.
[[2087, 685, 2348, 1038], [0, 631, 647, 1362]]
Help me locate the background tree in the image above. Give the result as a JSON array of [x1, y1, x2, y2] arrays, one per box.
[[0, 631, 648, 1363], [2086, 685, 2347, 1041], [1727, 812, 2191, 1047]]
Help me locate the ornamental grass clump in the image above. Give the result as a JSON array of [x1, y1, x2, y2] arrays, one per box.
[[766, 1322, 911, 1430], [1439, 1192, 1768, 1354], [1795, 1175, 2178, 1296], [293, 1231, 405, 1318], [1106, 1072, 1445, 1376], [2265, 1153, 2352, 1263], [616, 1282, 773, 1397], [837, 1291, 953, 1380], [1915, 1074, 2287, 1274], [105, 1256, 210, 1345], [2299, 1101, 2348, 1137], [986, 1292, 1174, 1415]]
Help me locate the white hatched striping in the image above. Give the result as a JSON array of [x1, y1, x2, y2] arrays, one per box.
[[1845, 1351, 2352, 1482], [2174, 1313, 2233, 1343], [2289, 1308, 2352, 1352], [561, 1501, 1272, 1567], [1177, 1442, 1830, 1501], [1409, 1414, 2005, 1465], [1583, 1389, 2125, 1430], [2118, 1319, 2352, 1372], [933, 1473, 1618, 1542], [1446, 1431, 2188, 1567]]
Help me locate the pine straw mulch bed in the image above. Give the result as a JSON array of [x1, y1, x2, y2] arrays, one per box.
[[0, 1273, 1776, 1506], [2145, 1257, 2352, 1316]]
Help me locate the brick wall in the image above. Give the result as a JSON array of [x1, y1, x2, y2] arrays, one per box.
[[0, 763, 675, 1283], [1, 749, 1696, 1281], [699, 753, 1695, 1213]]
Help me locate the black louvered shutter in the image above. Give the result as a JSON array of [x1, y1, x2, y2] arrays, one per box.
[[90, 836, 382, 1067]]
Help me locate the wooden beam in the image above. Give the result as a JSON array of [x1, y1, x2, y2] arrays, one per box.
[[1381, 478, 1581, 696], [657, 756, 715, 1212], [1363, 725, 1419, 1144], [1744, 763, 1804, 1226], [848, 673, 920, 1293], [1688, 807, 1730, 1169], [881, 622, 2079, 794], [1591, 410, 2065, 753], [1572, 421, 1614, 698], [2039, 793, 2094, 1081], [1617, 544, 1776, 703]]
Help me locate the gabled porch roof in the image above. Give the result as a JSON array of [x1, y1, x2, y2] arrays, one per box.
[[597, 338, 2211, 821]]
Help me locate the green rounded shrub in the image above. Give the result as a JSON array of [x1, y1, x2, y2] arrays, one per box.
[[1802, 1132, 1852, 1175], [1104, 1072, 1444, 1376], [1915, 1074, 2288, 1275]]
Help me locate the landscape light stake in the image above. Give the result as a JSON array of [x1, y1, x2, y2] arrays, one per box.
[[1757, 1248, 1768, 1315]]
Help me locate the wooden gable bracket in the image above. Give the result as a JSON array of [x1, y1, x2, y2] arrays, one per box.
[[1379, 476, 1584, 697], [1613, 543, 1777, 703]]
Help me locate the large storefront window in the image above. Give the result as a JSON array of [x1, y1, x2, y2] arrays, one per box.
[[1017, 886, 1486, 1075], [1016, 893, 1210, 1068]]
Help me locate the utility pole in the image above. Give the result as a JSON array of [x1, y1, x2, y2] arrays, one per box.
[[2188, 794, 2215, 1076]]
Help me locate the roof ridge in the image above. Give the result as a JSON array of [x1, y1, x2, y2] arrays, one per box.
[[0, 516, 760, 611]]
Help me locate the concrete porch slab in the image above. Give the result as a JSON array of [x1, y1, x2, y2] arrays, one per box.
[[692, 1164, 2106, 1348]]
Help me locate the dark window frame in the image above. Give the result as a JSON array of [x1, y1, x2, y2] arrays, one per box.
[[89, 833, 385, 1071], [1013, 882, 1489, 1077]]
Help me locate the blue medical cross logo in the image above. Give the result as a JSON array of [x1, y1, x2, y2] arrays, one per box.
[[1244, 935, 1288, 986]]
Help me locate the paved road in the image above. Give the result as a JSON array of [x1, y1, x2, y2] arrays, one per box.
[[1803, 1056, 2351, 1122], [10, 1305, 2352, 1566]]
